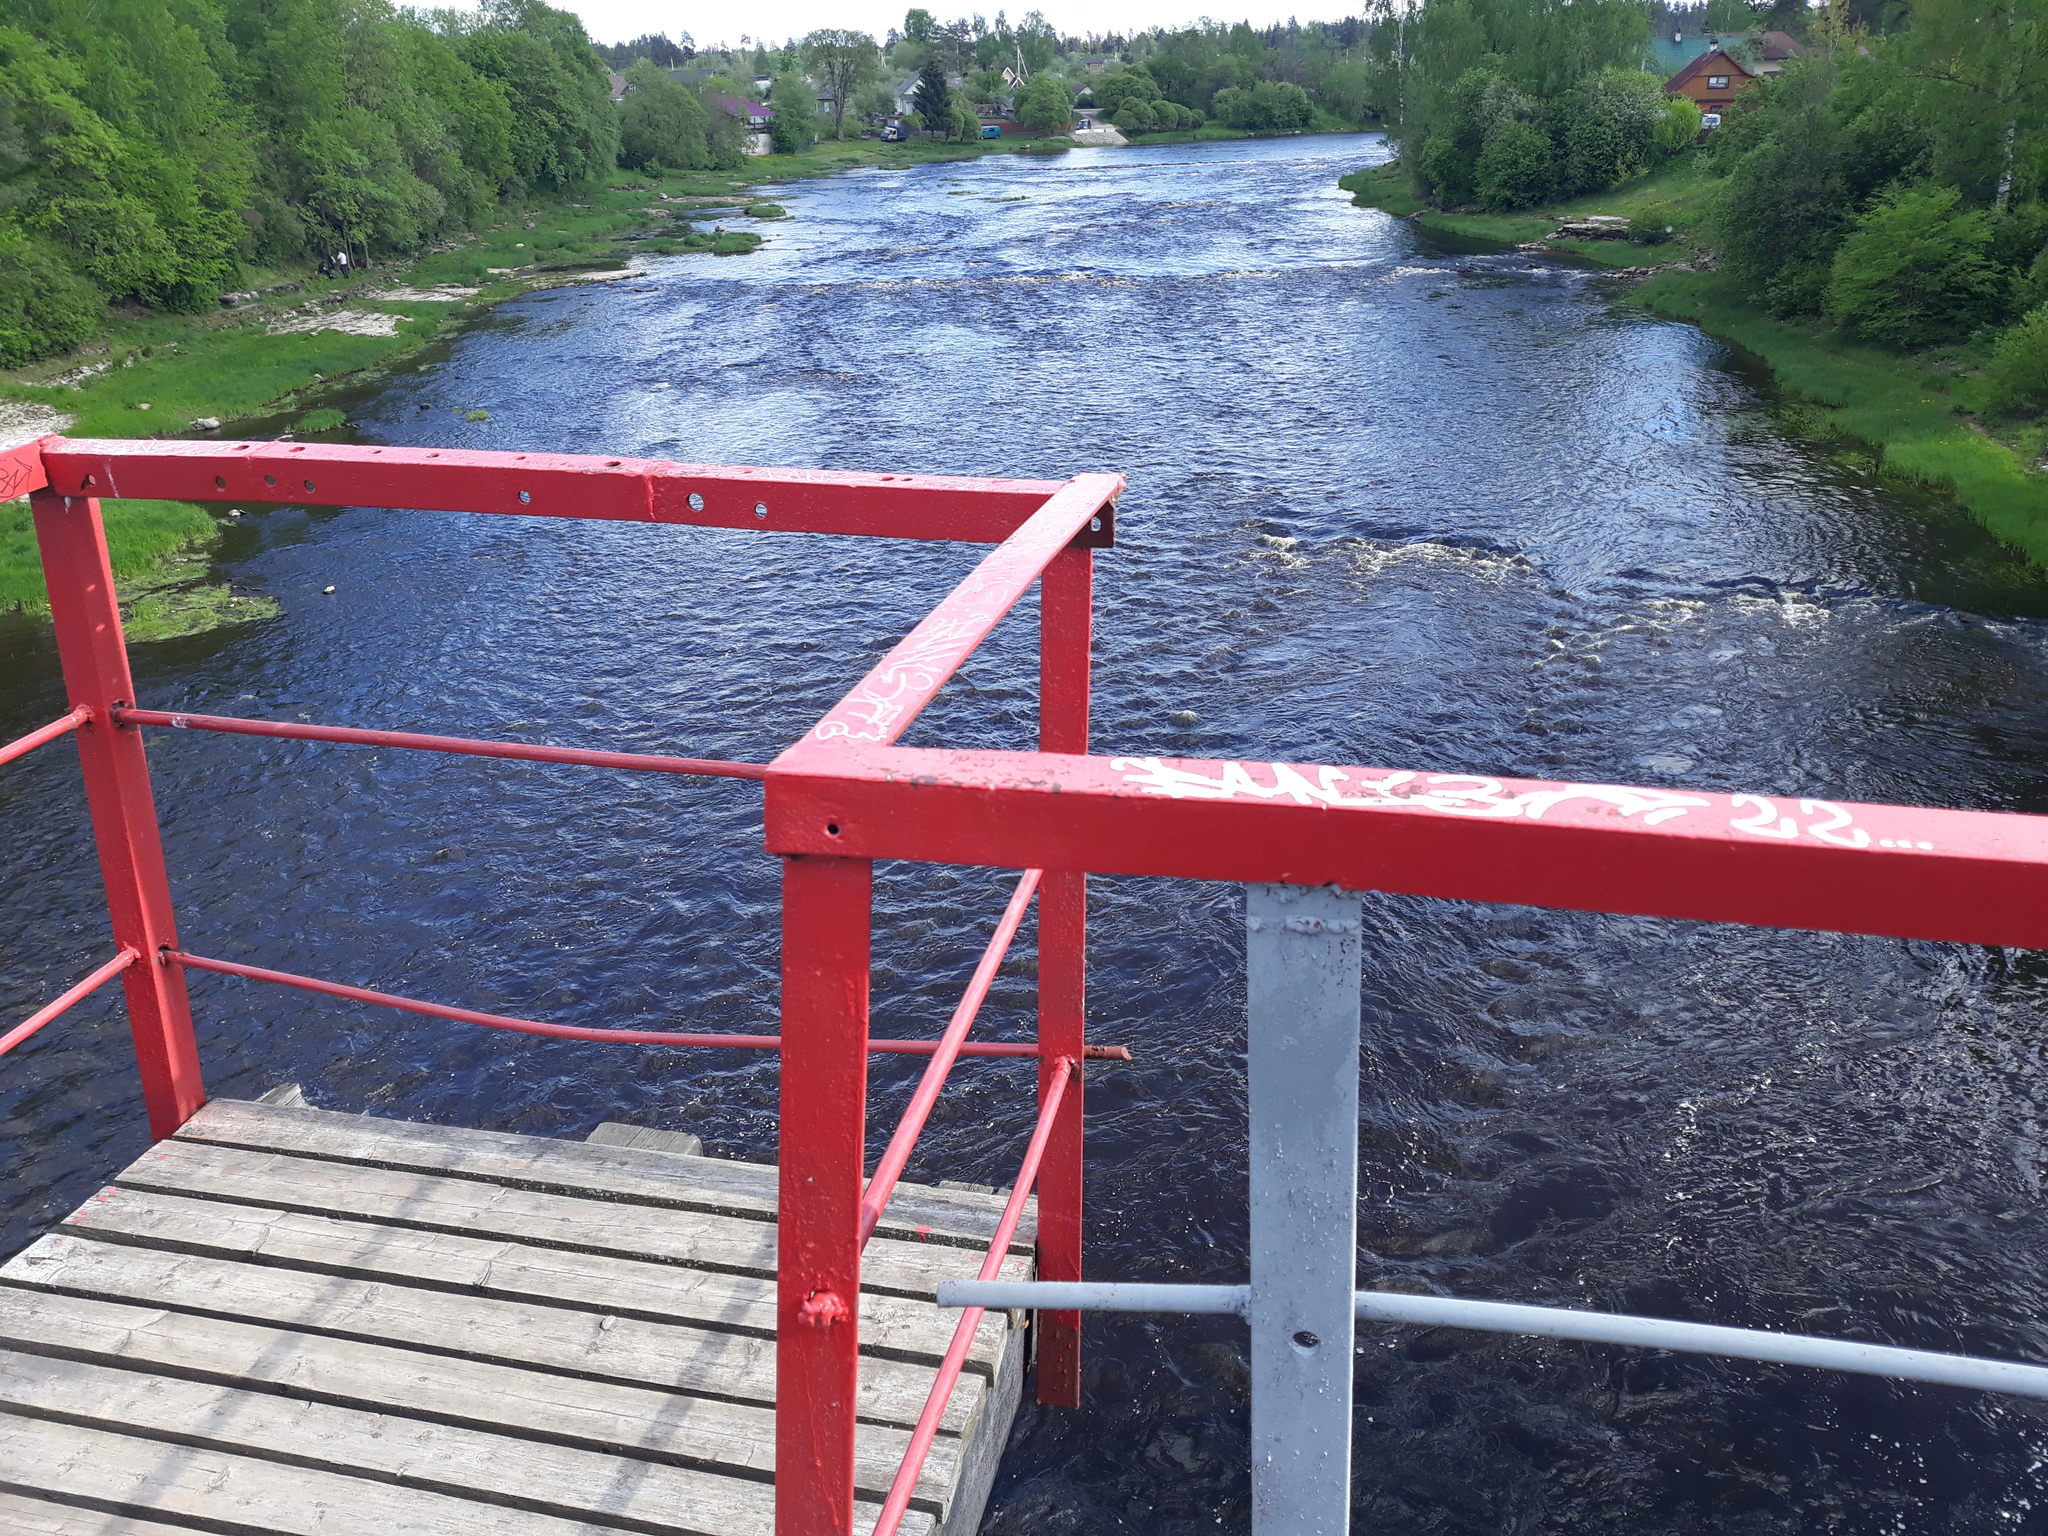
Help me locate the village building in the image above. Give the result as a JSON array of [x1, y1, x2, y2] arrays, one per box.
[[1655, 29, 1807, 119]]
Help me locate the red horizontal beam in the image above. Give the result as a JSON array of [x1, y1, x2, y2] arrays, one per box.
[[794, 473, 1124, 751], [0, 434, 51, 503], [172, 952, 1130, 1059], [765, 746, 2048, 949], [0, 948, 140, 1059], [39, 439, 1111, 547], [0, 705, 91, 768], [115, 708, 767, 781]]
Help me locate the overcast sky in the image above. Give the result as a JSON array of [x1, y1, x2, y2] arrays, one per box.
[[449, 0, 1358, 49]]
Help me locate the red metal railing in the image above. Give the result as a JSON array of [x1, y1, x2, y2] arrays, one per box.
[[14, 428, 2048, 1535]]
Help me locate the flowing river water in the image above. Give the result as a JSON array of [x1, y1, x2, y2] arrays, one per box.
[[9, 132, 2048, 1532]]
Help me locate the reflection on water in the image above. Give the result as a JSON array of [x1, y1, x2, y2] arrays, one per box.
[[8, 133, 2048, 1532]]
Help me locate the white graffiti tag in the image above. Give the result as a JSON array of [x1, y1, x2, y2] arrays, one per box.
[[1110, 758, 1711, 825]]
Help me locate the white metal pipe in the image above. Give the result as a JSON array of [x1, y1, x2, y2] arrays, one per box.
[[938, 1280, 1249, 1314], [934, 1281, 2048, 1401]]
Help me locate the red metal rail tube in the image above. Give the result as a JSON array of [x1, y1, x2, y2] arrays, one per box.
[[168, 951, 1125, 1059], [858, 868, 1043, 1247], [0, 948, 140, 1059], [34, 491, 205, 1139], [871, 1059, 1078, 1536], [114, 708, 767, 781], [0, 705, 91, 768]]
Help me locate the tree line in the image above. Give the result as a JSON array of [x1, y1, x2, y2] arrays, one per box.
[[0, 0, 617, 366]]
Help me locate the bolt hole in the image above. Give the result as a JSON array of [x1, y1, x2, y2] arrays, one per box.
[[688, 493, 704, 511], [214, 476, 226, 490], [264, 475, 275, 487], [825, 822, 841, 836], [1091, 516, 1101, 530], [1291, 1330, 1320, 1350], [519, 490, 531, 504], [303, 480, 314, 492], [755, 503, 768, 519]]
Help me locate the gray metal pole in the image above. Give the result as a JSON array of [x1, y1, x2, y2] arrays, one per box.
[[1245, 882, 1361, 1536]]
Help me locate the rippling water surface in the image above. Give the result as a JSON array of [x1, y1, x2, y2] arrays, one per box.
[[10, 133, 2048, 1532]]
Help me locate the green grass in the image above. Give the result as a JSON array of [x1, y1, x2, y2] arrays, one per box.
[[297, 407, 347, 431], [0, 496, 217, 615], [1339, 162, 1428, 219], [1341, 154, 1713, 268], [1635, 269, 2048, 561], [15, 320, 428, 439]]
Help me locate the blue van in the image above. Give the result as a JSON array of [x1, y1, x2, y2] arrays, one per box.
[[980, 124, 1002, 139]]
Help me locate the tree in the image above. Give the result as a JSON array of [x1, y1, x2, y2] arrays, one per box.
[[912, 57, 950, 131], [767, 72, 817, 153], [1111, 98, 1157, 131], [1984, 302, 2048, 413], [949, 100, 981, 140], [618, 58, 708, 169], [802, 28, 879, 139], [1093, 65, 1162, 116], [903, 8, 938, 44], [1826, 184, 2004, 343], [853, 82, 895, 121], [1476, 118, 1553, 208], [1014, 72, 1073, 134]]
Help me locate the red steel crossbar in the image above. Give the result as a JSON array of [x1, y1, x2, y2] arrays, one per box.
[[115, 708, 767, 781], [0, 705, 91, 768], [0, 948, 139, 1058], [169, 951, 1127, 1059], [870, 1056, 1076, 1536], [859, 868, 1042, 1246]]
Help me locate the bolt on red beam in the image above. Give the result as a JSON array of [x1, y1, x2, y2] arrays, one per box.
[[0, 705, 92, 769], [169, 951, 1124, 1058], [767, 744, 2048, 950], [782, 473, 1123, 760], [870, 1058, 1078, 1536], [115, 708, 767, 781], [0, 948, 140, 1060], [40, 438, 1110, 547], [859, 868, 1042, 1247]]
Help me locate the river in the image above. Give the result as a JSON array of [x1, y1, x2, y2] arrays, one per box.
[[8, 131, 2048, 1531]]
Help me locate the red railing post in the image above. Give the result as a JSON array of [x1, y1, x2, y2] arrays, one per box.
[[1036, 541, 1093, 1407], [30, 490, 204, 1138], [776, 853, 873, 1536]]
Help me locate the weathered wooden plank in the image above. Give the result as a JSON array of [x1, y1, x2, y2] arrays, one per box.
[[66, 1185, 1007, 1374], [0, 1347, 794, 1536], [0, 1285, 964, 1514], [0, 1489, 199, 1536], [0, 1410, 663, 1536], [176, 1099, 1033, 1253], [588, 1123, 705, 1157], [2, 1234, 983, 1434], [112, 1139, 1031, 1306]]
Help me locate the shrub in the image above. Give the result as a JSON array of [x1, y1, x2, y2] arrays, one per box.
[[1983, 304, 2048, 416], [1826, 185, 2004, 346], [1476, 121, 1554, 212], [297, 408, 347, 431], [1415, 133, 1474, 205], [0, 232, 104, 366], [1627, 218, 1673, 245], [1653, 95, 1703, 157], [1111, 99, 1156, 132]]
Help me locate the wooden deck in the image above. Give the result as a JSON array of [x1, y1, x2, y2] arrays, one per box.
[[0, 1096, 1034, 1536]]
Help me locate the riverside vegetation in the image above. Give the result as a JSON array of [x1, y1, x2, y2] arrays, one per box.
[[1340, 0, 2048, 564], [0, 0, 1392, 633]]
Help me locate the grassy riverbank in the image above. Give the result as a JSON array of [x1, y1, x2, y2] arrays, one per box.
[[1343, 153, 2048, 562], [0, 167, 783, 630]]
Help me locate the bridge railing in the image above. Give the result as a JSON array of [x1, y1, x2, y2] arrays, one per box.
[[13, 430, 2048, 1535]]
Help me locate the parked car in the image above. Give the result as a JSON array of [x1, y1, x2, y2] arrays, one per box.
[[981, 124, 1002, 139]]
